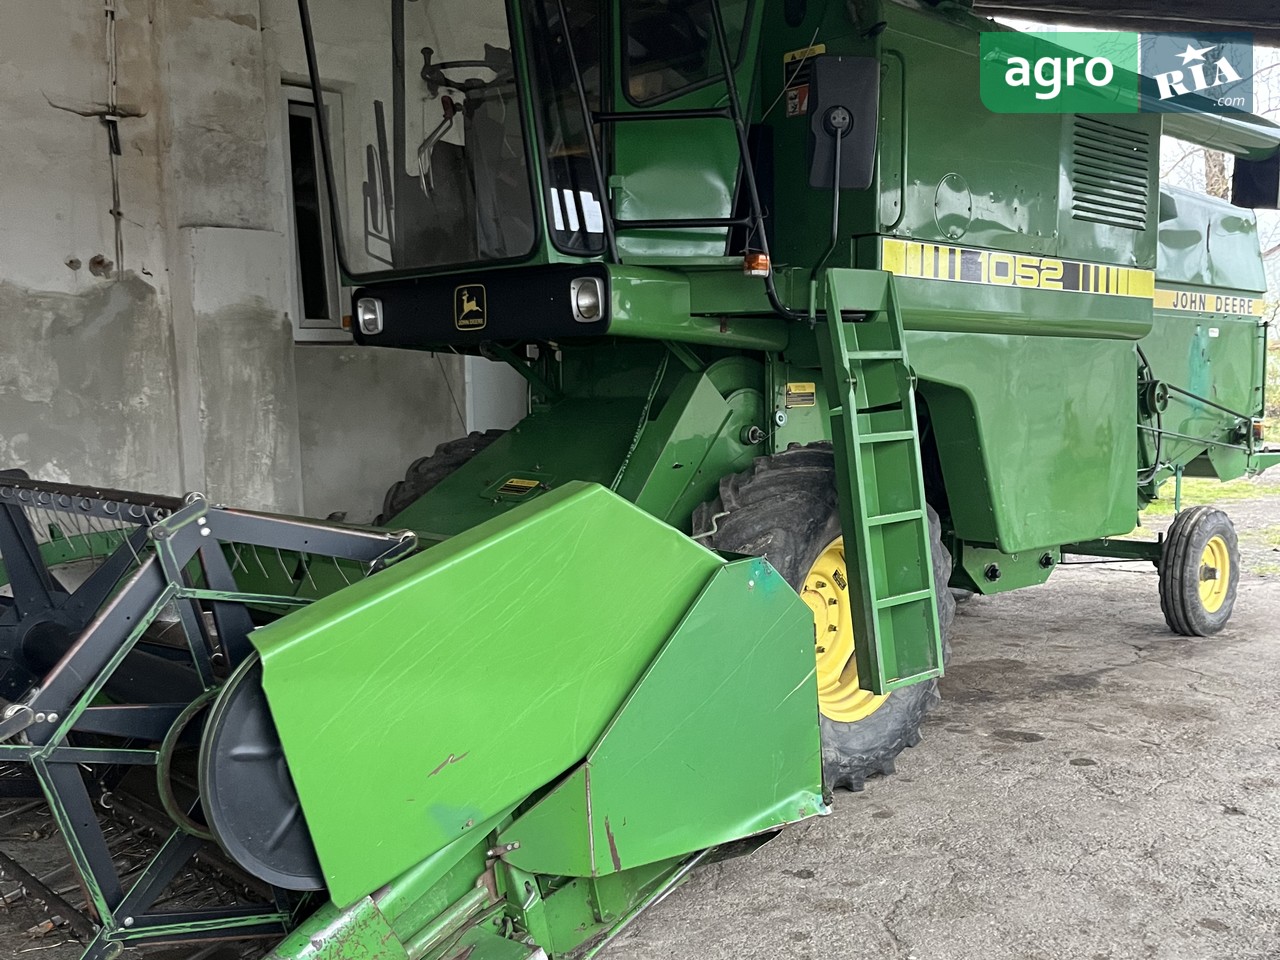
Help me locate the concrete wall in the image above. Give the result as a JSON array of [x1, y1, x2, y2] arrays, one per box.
[[0, 0, 517, 521], [0, 1, 179, 491]]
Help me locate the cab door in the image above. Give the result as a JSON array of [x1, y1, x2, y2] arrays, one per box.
[[608, 0, 764, 259]]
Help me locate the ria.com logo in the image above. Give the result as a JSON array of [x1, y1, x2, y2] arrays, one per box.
[[980, 32, 1254, 114]]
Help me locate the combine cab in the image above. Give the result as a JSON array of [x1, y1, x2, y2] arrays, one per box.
[[1, 0, 1277, 957]]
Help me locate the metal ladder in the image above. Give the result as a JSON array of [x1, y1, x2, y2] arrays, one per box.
[[817, 269, 944, 694]]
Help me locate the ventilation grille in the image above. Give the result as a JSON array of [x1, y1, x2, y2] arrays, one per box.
[[1070, 116, 1151, 231]]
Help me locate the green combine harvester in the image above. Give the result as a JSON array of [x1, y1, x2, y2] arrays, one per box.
[[1, 0, 1277, 956]]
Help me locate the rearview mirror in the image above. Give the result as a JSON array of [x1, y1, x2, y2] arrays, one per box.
[[1231, 152, 1280, 209], [807, 56, 879, 191]]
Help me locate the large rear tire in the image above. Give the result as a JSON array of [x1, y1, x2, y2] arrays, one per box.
[[692, 444, 954, 792], [375, 430, 505, 525]]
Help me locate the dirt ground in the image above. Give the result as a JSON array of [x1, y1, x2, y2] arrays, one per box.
[[1, 478, 1277, 960]]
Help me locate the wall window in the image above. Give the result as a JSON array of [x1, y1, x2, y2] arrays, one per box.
[[283, 86, 349, 341]]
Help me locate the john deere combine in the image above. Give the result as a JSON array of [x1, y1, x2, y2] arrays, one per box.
[[2, 0, 1278, 956]]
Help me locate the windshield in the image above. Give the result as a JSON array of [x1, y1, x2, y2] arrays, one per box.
[[305, 0, 537, 277]]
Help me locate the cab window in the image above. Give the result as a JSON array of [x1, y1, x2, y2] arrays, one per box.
[[622, 0, 752, 104]]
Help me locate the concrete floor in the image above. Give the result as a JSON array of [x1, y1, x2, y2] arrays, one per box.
[[1, 482, 1277, 960], [612, 480, 1280, 960]]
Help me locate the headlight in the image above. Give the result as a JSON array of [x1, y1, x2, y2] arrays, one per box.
[[356, 297, 383, 335], [570, 277, 603, 323]]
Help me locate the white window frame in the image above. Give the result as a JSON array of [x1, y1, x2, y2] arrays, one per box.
[[281, 84, 350, 343]]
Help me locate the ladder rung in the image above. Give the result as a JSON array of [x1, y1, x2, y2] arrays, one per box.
[[859, 430, 916, 444], [866, 509, 924, 527], [595, 107, 732, 123], [847, 350, 904, 360], [614, 216, 754, 230], [874, 588, 935, 610]]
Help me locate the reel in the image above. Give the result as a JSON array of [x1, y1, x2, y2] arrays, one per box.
[[0, 470, 416, 955]]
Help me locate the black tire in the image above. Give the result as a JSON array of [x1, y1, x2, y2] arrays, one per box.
[[692, 444, 954, 792], [375, 430, 505, 525], [1159, 505, 1239, 636]]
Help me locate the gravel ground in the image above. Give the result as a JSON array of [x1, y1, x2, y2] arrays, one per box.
[[1, 478, 1277, 960]]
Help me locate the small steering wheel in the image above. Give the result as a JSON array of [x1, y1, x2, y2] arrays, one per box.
[[420, 46, 514, 98]]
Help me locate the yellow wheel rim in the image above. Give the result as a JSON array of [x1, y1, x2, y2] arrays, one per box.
[[1198, 535, 1231, 614], [802, 537, 889, 723]]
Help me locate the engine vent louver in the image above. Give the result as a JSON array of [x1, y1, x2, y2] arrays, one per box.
[[1070, 116, 1151, 231]]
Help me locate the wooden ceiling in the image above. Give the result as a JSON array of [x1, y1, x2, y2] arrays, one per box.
[[971, 1, 1280, 46]]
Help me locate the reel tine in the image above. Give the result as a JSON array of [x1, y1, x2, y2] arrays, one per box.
[[301, 553, 318, 592], [62, 504, 81, 545], [252, 544, 271, 581], [332, 553, 352, 587], [76, 509, 94, 561], [122, 520, 144, 569], [84, 509, 101, 564], [22, 502, 42, 546], [30, 503, 47, 544], [25, 503, 43, 548]]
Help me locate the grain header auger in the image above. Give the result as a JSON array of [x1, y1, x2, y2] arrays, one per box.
[[3, 0, 1280, 957]]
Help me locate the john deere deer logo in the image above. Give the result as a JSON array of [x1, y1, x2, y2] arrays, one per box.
[[454, 285, 486, 330]]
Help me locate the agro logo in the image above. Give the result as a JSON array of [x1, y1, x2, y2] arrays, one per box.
[[979, 32, 1139, 114], [1002, 52, 1114, 101], [980, 31, 1254, 115]]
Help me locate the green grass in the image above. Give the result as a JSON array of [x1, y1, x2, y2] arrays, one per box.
[[1254, 562, 1280, 577], [1244, 524, 1280, 547], [1141, 476, 1276, 517]]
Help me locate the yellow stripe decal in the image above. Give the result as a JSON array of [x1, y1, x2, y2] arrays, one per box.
[[879, 238, 1155, 299], [882, 237, 907, 278], [1154, 287, 1267, 316]]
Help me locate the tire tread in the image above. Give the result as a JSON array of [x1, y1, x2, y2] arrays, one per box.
[[1158, 505, 1238, 637], [376, 429, 506, 524], [693, 443, 952, 793]]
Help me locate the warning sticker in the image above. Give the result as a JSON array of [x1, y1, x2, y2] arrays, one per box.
[[497, 477, 540, 496], [782, 44, 824, 118], [785, 85, 810, 118], [785, 382, 817, 408], [783, 43, 826, 65]]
